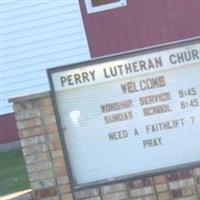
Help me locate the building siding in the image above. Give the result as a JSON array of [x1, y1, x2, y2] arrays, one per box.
[[80, 0, 200, 58], [1, 0, 91, 143], [0, 113, 18, 144], [1, 0, 90, 114]]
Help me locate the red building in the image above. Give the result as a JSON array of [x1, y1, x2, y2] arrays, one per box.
[[81, 0, 200, 57]]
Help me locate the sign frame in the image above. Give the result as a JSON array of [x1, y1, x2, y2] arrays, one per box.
[[47, 37, 200, 190]]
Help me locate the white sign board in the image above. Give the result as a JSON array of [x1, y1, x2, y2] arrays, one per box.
[[48, 39, 200, 189]]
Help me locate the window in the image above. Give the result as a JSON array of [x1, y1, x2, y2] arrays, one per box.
[[85, 0, 127, 14], [92, 0, 121, 7]]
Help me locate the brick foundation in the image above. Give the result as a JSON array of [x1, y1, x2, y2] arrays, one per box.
[[10, 92, 200, 200]]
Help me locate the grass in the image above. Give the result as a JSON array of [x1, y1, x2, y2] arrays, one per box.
[[0, 149, 30, 196]]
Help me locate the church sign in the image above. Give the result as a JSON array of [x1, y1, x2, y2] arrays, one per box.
[[48, 38, 200, 189]]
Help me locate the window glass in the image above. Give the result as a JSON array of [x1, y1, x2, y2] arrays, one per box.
[[85, 0, 127, 14], [91, 0, 120, 7]]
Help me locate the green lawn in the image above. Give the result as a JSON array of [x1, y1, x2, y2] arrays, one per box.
[[0, 149, 30, 196]]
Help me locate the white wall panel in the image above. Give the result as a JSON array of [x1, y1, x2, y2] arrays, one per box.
[[4, 20, 82, 44], [1, 0, 90, 114]]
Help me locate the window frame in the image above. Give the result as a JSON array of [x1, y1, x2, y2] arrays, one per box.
[[85, 0, 127, 14]]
